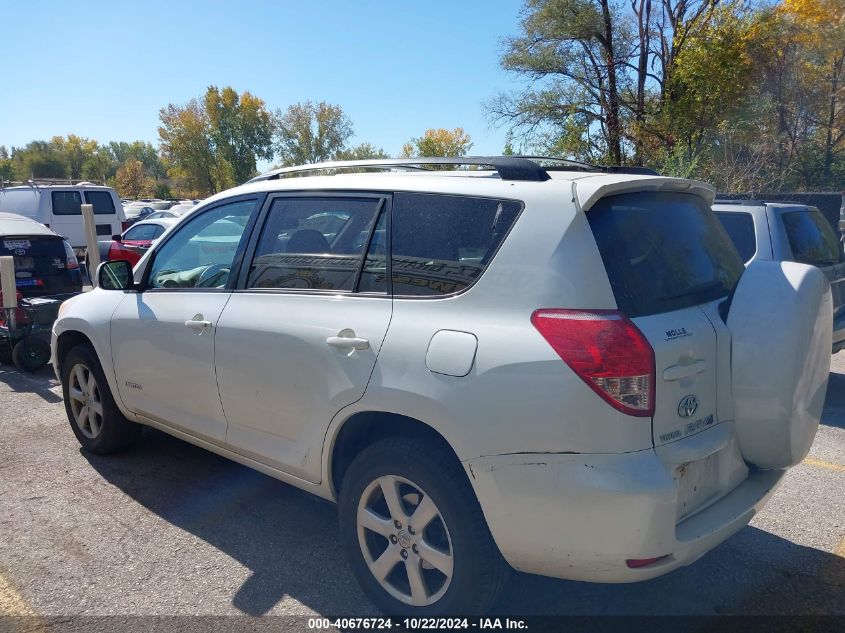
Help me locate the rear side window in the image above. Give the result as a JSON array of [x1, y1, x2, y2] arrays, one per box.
[[715, 211, 756, 261], [51, 191, 82, 215], [781, 209, 842, 267], [391, 193, 521, 297], [84, 191, 117, 215], [588, 192, 744, 318]]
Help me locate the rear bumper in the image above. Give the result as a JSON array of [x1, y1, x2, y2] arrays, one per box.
[[464, 424, 785, 583]]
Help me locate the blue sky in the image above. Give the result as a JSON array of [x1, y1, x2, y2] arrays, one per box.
[[0, 0, 526, 163]]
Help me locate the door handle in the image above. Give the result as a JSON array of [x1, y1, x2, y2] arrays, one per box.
[[663, 360, 706, 381], [327, 328, 370, 356], [185, 314, 212, 334]]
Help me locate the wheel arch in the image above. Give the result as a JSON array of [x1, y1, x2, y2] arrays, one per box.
[[328, 410, 464, 498], [55, 330, 95, 372]]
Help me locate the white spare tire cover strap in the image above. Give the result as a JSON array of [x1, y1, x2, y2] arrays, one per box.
[[727, 261, 832, 469]]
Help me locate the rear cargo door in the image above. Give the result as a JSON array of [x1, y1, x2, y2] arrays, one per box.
[[0, 235, 69, 293], [586, 191, 744, 447]]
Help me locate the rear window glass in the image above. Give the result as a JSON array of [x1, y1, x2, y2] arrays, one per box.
[[588, 192, 744, 318], [391, 193, 522, 297], [84, 191, 117, 215], [51, 191, 82, 215], [781, 209, 842, 267], [715, 211, 756, 261]]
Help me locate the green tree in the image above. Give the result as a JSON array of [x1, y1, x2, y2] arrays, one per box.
[[81, 145, 116, 183], [158, 99, 221, 194], [50, 134, 100, 179], [0, 146, 12, 182], [159, 86, 276, 194], [274, 101, 353, 166], [204, 86, 275, 184], [334, 143, 390, 161], [114, 158, 148, 199], [400, 128, 473, 157], [109, 141, 166, 180], [10, 141, 67, 180], [488, 0, 729, 166]]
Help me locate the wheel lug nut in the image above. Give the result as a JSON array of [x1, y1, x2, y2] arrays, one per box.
[[394, 520, 402, 529], [400, 549, 408, 559], [389, 534, 398, 544], [408, 526, 415, 535], [412, 544, 418, 553]]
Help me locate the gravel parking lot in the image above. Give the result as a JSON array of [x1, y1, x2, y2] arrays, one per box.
[[0, 354, 843, 619]]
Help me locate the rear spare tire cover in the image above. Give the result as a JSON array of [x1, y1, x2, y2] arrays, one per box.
[[727, 261, 832, 469]]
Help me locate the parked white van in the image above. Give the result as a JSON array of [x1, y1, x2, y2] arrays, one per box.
[[0, 182, 126, 253]]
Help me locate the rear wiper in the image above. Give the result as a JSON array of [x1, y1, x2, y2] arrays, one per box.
[[661, 280, 725, 301]]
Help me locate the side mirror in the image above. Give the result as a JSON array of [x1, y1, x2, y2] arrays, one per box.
[[111, 234, 122, 242], [97, 260, 134, 291]]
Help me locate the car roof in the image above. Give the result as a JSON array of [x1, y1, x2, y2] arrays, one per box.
[[713, 201, 810, 212], [0, 212, 59, 237], [201, 170, 715, 213], [127, 218, 175, 230]]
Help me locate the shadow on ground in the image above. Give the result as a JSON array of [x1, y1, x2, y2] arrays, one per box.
[[83, 428, 845, 617], [0, 362, 62, 403]]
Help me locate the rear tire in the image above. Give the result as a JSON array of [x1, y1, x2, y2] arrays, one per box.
[[61, 343, 141, 454], [12, 338, 51, 371], [338, 437, 509, 616]]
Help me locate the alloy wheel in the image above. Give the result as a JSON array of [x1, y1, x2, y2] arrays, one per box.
[[67, 363, 104, 439], [357, 475, 454, 607]]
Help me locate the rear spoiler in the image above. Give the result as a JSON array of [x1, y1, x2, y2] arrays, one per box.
[[574, 177, 716, 213]]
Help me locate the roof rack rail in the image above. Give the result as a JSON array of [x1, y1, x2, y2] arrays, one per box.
[[713, 199, 768, 206], [1, 177, 106, 188], [250, 157, 554, 183], [248, 156, 661, 184], [511, 156, 659, 176]]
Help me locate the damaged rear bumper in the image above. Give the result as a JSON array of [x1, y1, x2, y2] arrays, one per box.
[[463, 423, 785, 582]]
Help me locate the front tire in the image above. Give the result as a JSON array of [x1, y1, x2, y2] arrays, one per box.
[[338, 437, 509, 616], [61, 343, 140, 454]]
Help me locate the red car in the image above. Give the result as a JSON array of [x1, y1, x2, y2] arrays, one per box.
[[106, 219, 174, 267]]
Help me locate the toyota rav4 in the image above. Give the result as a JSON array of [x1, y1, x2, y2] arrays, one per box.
[[51, 157, 832, 615]]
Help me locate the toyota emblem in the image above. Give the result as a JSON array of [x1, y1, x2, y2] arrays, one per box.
[[678, 395, 699, 418]]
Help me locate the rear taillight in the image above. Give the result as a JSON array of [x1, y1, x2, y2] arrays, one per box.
[[531, 309, 655, 417], [121, 221, 129, 232], [63, 240, 80, 270]]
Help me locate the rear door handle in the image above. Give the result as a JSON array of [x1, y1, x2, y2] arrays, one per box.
[[327, 328, 370, 355], [663, 360, 706, 381]]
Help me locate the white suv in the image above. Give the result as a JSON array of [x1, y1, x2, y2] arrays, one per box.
[[52, 157, 832, 615]]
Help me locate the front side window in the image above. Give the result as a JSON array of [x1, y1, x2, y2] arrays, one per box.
[[51, 191, 82, 215], [83, 191, 116, 214], [715, 211, 757, 262], [782, 208, 842, 267], [147, 200, 254, 289], [246, 196, 383, 292], [390, 193, 521, 297]]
